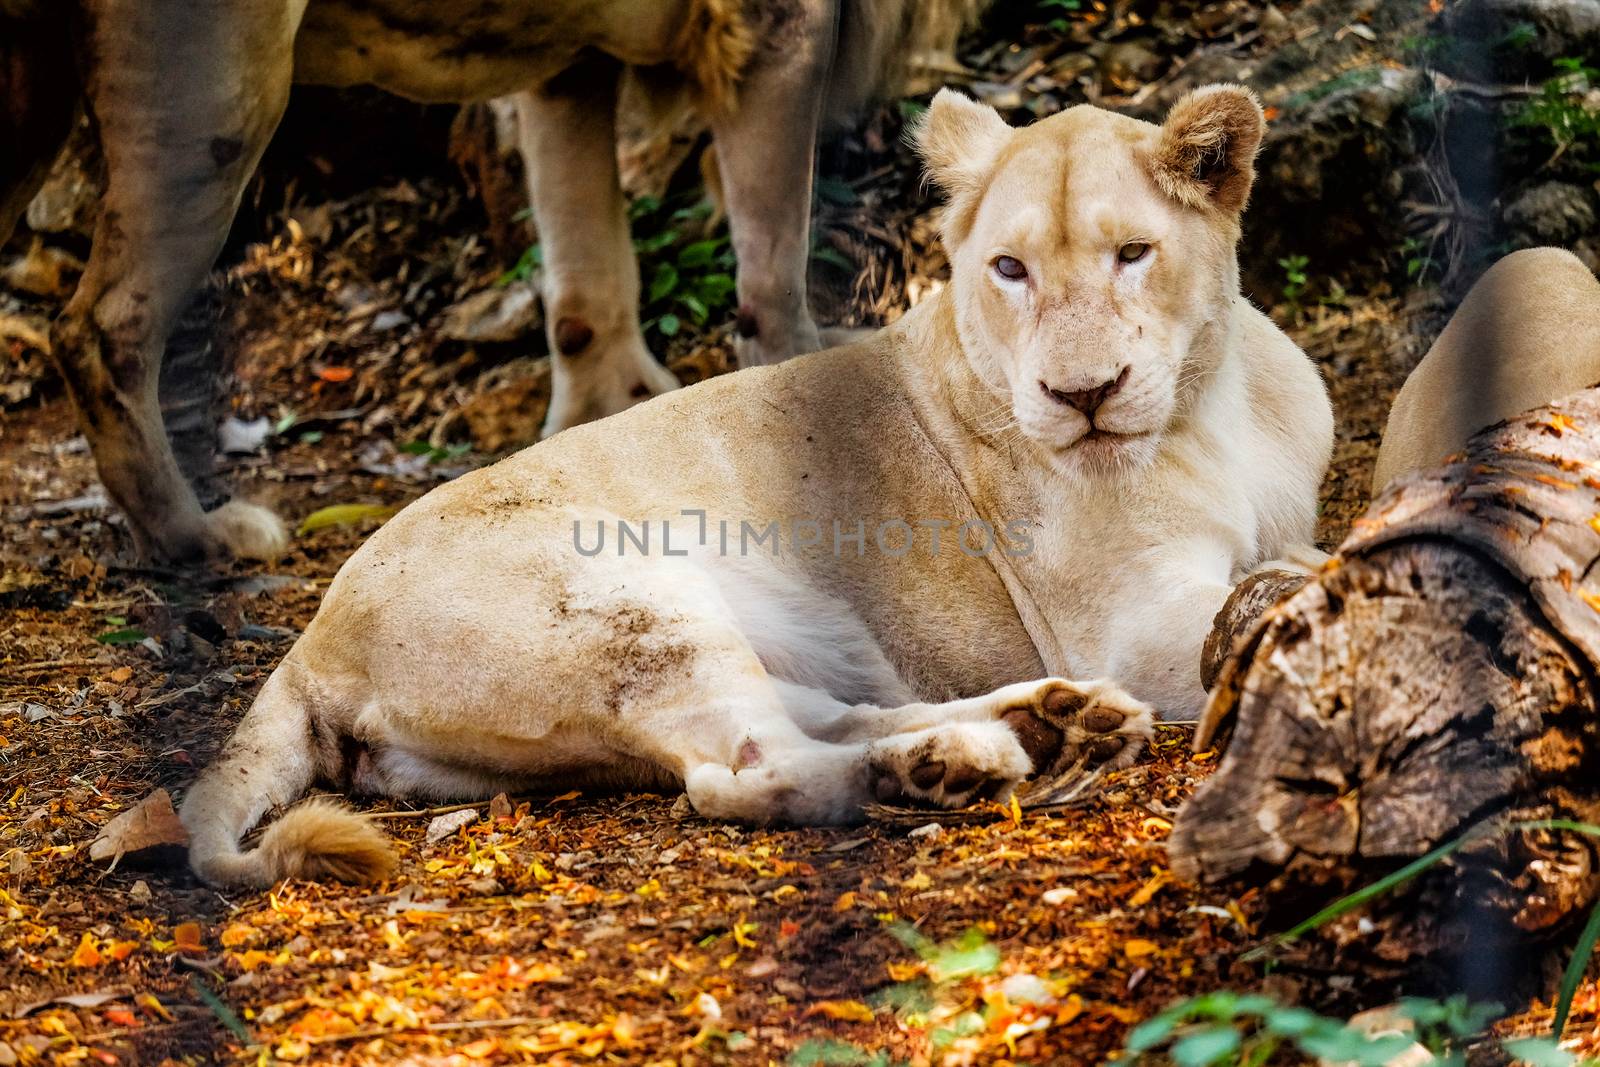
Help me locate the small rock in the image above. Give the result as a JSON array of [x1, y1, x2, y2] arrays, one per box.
[[999, 972, 1055, 1005], [218, 416, 273, 456], [369, 309, 409, 332], [129, 880, 152, 903], [425, 808, 479, 843], [0, 1039, 16, 1065], [908, 822, 943, 841], [488, 793, 513, 821], [465, 877, 501, 896], [694, 992, 722, 1023], [440, 282, 542, 343], [1503, 181, 1598, 247], [1041, 887, 1077, 905]]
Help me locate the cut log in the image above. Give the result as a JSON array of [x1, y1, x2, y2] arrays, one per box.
[[1171, 390, 1600, 1001]]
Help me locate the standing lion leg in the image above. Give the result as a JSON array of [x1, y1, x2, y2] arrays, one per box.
[[53, 0, 301, 562], [512, 57, 679, 439], [707, 4, 833, 367]]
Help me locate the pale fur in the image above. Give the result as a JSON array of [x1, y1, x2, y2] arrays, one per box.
[[1374, 246, 1600, 493], [183, 87, 1334, 888]]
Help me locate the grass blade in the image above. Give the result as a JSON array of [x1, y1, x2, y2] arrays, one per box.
[[1240, 833, 1479, 962], [1241, 819, 1600, 964], [1553, 897, 1600, 1037], [190, 976, 253, 1044]]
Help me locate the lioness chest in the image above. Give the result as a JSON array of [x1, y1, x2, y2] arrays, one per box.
[[293, 0, 693, 101]]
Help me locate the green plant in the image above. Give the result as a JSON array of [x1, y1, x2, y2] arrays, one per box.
[[398, 440, 472, 464], [1036, 0, 1083, 31], [500, 193, 741, 344], [1515, 57, 1600, 169], [1277, 254, 1311, 318], [1244, 818, 1600, 1042], [1401, 235, 1436, 281]]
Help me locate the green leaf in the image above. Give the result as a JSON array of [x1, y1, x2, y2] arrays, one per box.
[[649, 263, 680, 304], [95, 627, 149, 645], [677, 240, 723, 269], [787, 1039, 877, 1066], [299, 430, 324, 444], [274, 411, 298, 435], [679, 294, 710, 324], [657, 313, 681, 337], [399, 440, 436, 455], [1298, 1029, 1415, 1067], [1505, 1037, 1579, 1067], [634, 230, 679, 256], [296, 503, 396, 536], [692, 273, 737, 305], [927, 928, 1000, 981], [627, 195, 662, 222], [1171, 1027, 1242, 1067], [1125, 1012, 1183, 1052], [1263, 1006, 1320, 1036]]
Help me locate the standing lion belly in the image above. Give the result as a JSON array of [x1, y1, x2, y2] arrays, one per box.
[[292, 0, 690, 102]]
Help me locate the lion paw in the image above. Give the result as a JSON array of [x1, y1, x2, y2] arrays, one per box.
[[999, 678, 1154, 777], [866, 722, 1032, 809]]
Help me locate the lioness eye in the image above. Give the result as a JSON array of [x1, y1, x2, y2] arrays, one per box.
[[993, 255, 1028, 281], [1118, 242, 1150, 264]]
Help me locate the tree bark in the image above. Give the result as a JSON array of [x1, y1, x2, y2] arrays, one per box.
[[1171, 391, 1600, 1000]]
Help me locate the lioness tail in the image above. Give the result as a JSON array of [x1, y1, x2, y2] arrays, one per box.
[[181, 660, 396, 888]]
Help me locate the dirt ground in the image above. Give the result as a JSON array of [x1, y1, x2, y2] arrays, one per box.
[[3, 4, 1599, 1064]]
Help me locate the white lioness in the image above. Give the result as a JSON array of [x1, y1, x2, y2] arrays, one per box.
[[183, 85, 1334, 887]]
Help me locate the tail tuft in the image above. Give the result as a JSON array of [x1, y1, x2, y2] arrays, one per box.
[[254, 799, 397, 884]]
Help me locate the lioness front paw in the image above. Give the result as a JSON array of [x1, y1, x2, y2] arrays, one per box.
[[998, 679, 1154, 777], [866, 722, 1032, 809]]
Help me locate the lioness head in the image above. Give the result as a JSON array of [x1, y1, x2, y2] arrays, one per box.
[[914, 85, 1265, 475]]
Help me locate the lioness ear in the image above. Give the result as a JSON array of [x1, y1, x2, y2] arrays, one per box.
[[911, 88, 1012, 241], [1152, 84, 1265, 215]]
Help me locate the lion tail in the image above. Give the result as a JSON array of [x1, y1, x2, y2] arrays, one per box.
[[824, 0, 992, 126], [181, 661, 396, 888]]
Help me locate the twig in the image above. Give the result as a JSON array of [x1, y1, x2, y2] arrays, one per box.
[[363, 800, 487, 821]]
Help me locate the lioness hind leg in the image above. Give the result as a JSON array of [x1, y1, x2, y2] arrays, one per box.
[[512, 57, 679, 439]]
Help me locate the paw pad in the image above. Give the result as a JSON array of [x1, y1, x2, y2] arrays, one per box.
[[1002, 680, 1154, 777]]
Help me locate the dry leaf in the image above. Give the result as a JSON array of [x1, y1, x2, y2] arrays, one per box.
[[88, 789, 188, 870]]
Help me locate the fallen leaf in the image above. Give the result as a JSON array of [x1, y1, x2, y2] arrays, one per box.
[[296, 503, 396, 536], [426, 808, 479, 843], [174, 922, 205, 955], [808, 999, 875, 1022], [69, 933, 102, 968], [1123, 938, 1159, 959], [88, 789, 189, 870]]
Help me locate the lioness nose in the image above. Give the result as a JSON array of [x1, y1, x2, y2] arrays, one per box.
[[1040, 366, 1130, 417]]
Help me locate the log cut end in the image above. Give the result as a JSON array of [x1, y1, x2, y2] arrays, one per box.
[[1172, 544, 1600, 995]]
